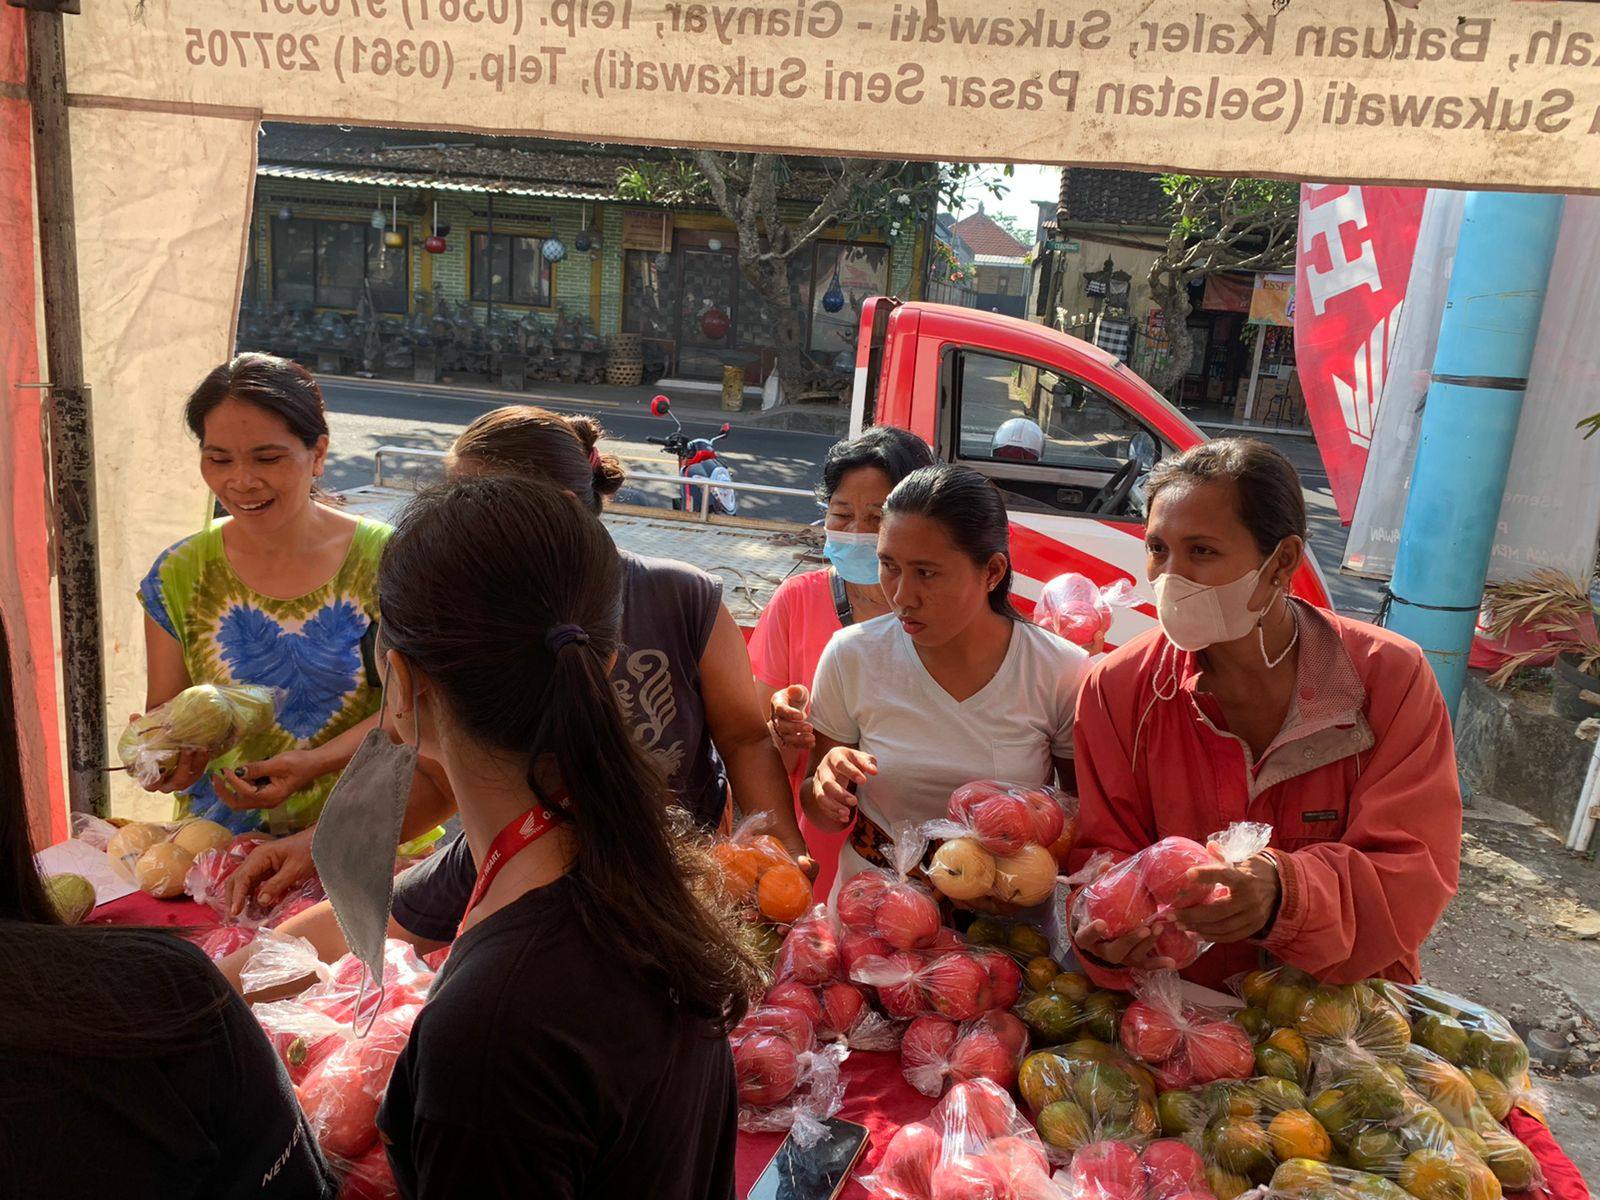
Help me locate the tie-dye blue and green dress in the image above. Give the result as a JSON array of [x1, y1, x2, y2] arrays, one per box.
[[138, 517, 392, 834]]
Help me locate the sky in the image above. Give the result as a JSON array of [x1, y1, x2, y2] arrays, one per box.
[[951, 163, 1060, 237]]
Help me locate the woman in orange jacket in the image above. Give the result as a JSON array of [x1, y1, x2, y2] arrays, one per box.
[[1069, 438, 1461, 992]]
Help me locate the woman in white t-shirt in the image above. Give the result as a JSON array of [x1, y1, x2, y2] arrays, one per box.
[[803, 464, 1088, 897]]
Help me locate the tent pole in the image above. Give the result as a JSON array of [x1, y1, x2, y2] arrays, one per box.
[[23, 1, 109, 817]]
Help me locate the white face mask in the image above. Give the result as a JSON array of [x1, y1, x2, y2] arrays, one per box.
[[1153, 551, 1280, 652]]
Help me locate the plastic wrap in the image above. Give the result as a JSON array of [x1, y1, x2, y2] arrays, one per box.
[[732, 1031, 850, 1148], [762, 975, 902, 1053], [709, 812, 814, 925], [923, 780, 1079, 901], [1374, 983, 1532, 1090], [1235, 968, 1424, 1061], [835, 828, 945, 951], [1016, 960, 1126, 1049], [1015, 1040, 1160, 1162], [774, 905, 846, 986], [296, 1003, 421, 1164], [1153, 1075, 1327, 1190], [191, 924, 257, 961], [851, 945, 1021, 1022], [862, 1079, 1058, 1200], [1034, 574, 1140, 648], [337, 1143, 400, 1200], [1058, 1138, 1212, 1200], [1069, 824, 1273, 970], [116, 683, 279, 787], [1117, 972, 1256, 1090], [901, 1011, 1030, 1098], [184, 839, 326, 929]]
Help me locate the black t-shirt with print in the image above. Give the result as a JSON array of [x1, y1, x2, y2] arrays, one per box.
[[0, 930, 335, 1200], [377, 875, 738, 1200]]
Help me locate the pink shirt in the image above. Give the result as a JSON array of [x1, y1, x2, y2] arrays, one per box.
[[1070, 602, 1461, 991]]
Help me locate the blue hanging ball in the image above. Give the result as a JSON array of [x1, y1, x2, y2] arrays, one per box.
[[822, 275, 845, 314], [574, 231, 592, 253], [542, 237, 567, 263]]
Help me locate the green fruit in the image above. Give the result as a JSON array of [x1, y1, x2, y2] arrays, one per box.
[[1237, 1006, 1271, 1040], [1251, 1076, 1309, 1113], [164, 684, 239, 747], [1048, 971, 1092, 1002], [1346, 1129, 1406, 1176], [1415, 1014, 1470, 1063], [1271, 1160, 1336, 1198], [1356, 1008, 1415, 1057], [44, 873, 95, 924], [1465, 1031, 1529, 1083], [1018, 1052, 1074, 1113], [1309, 1088, 1358, 1142], [1082, 991, 1121, 1041], [1006, 923, 1052, 959], [966, 916, 1006, 946], [1465, 1068, 1512, 1122], [1257, 1046, 1305, 1086], [1034, 1099, 1092, 1152], [1158, 1089, 1208, 1136], [1023, 956, 1060, 992], [1398, 1108, 1455, 1153], [1210, 1118, 1275, 1180], [1268, 984, 1313, 1030], [1478, 1131, 1538, 1191], [1209, 1167, 1254, 1200], [1022, 993, 1080, 1044], [1297, 986, 1362, 1041], [1074, 1062, 1139, 1119]]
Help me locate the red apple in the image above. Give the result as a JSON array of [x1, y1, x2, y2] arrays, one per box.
[[1149, 1054, 1196, 1092], [934, 1079, 1017, 1141], [974, 1010, 1029, 1059], [1186, 1019, 1255, 1082], [776, 911, 841, 985], [876, 884, 942, 950], [931, 1153, 1008, 1200], [732, 1032, 800, 1108], [975, 950, 1023, 1011], [1119, 999, 1184, 1063], [969, 795, 1036, 856], [745, 1004, 816, 1051], [1083, 867, 1157, 939], [1071, 1140, 1144, 1200], [924, 954, 992, 1021], [928, 926, 966, 952], [839, 931, 891, 975], [1022, 790, 1067, 847], [817, 982, 867, 1039], [1151, 921, 1203, 968], [1142, 1140, 1207, 1200], [1141, 837, 1215, 907], [837, 873, 889, 931], [902, 1015, 960, 1095], [987, 1134, 1050, 1179], [877, 952, 930, 1019], [948, 780, 1007, 824], [949, 1028, 1017, 1088], [764, 981, 824, 1024], [876, 1121, 941, 1198]]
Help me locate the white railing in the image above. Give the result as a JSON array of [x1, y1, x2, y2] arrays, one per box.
[[371, 444, 815, 522]]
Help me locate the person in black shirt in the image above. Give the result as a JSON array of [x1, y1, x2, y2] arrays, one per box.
[[0, 615, 333, 1200], [365, 474, 763, 1199]]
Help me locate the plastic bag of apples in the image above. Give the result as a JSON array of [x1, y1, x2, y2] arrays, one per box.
[[765, 906, 902, 1052], [1068, 824, 1272, 970], [862, 1079, 1060, 1200], [730, 1002, 850, 1147], [1033, 573, 1141, 651], [900, 1010, 1032, 1098], [1116, 971, 1255, 1091], [922, 781, 1078, 909]]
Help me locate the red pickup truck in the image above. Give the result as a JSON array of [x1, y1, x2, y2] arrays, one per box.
[[849, 298, 1331, 647]]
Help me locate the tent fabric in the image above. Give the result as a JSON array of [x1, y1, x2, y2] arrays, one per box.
[[0, 10, 67, 846], [69, 106, 259, 818]]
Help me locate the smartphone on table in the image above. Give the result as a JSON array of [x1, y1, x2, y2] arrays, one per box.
[[747, 1117, 871, 1200]]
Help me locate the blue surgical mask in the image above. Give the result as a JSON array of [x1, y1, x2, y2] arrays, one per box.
[[824, 530, 881, 586]]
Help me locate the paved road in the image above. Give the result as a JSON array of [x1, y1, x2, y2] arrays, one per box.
[[320, 378, 836, 525]]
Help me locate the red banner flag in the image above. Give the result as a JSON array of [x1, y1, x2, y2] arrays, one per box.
[[1294, 184, 1426, 524]]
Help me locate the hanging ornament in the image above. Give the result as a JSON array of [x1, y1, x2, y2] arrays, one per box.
[[699, 306, 730, 340], [424, 201, 446, 253], [654, 251, 673, 272], [707, 238, 723, 252], [369, 205, 386, 231], [574, 204, 594, 253], [821, 270, 845, 314], [276, 205, 293, 221], [541, 236, 567, 263], [383, 197, 404, 248]]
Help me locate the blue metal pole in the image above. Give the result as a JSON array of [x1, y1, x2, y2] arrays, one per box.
[[1384, 192, 1564, 717]]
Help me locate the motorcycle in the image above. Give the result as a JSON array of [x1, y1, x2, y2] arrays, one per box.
[[647, 394, 738, 516]]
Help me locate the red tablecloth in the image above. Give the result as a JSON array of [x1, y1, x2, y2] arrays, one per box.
[[89, 894, 1590, 1200]]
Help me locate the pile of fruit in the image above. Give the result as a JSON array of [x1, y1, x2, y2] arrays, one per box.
[[1008, 952, 1129, 1049], [1068, 825, 1272, 970], [710, 815, 815, 930], [117, 682, 278, 787], [924, 781, 1078, 907], [104, 817, 236, 900]]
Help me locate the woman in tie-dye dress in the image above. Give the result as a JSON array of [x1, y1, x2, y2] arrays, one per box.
[[137, 353, 391, 835]]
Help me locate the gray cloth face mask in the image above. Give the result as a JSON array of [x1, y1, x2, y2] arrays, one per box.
[[311, 670, 418, 1032]]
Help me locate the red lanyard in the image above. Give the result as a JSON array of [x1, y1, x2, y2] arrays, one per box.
[[456, 799, 566, 938]]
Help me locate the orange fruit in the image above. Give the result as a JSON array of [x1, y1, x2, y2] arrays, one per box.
[[1266, 1028, 1313, 1074], [747, 834, 794, 873], [1266, 1109, 1333, 1162], [711, 843, 759, 902], [756, 864, 812, 923]]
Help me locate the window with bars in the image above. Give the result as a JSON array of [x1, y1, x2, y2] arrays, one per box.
[[270, 218, 409, 313], [470, 233, 553, 307]]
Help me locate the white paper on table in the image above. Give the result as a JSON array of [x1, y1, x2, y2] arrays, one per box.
[[34, 838, 139, 906]]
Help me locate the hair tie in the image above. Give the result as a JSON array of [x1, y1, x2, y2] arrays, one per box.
[[589, 448, 602, 470], [546, 623, 590, 653]]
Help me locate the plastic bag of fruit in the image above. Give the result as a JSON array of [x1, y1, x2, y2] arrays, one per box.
[[1118, 971, 1256, 1090], [1015, 956, 1127, 1048], [185, 838, 327, 929], [709, 812, 814, 925], [1034, 573, 1140, 649], [1302, 1042, 1521, 1196], [1234, 967, 1416, 1060], [337, 1143, 399, 1200], [762, 971, 902, 1053], [1014, 1040, 1161, 1164], [1058, 1138, 1215, 1200], [117, 683, 280, 787], [1069, 824, 1273, 970], [732, 1015, 849, 1147], [88, 813, 237, 899], [862, 1079, 1058, 1200], [965, 913, 1066, 965], [242, 934, 435, 1019], [1373, 982, 1532, 1091], [851, 943, 1023, 1022], [835, 826, 945, 951], [296, 1001, 422, 1166], [900, 1010, 1031, 1098], [922, 781, 1078, 906], [1154, 1074, 1334, 1191]]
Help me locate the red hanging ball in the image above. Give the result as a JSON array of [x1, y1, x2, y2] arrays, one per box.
[[424, 235, 447, 254], [699, 307, 730, 340]]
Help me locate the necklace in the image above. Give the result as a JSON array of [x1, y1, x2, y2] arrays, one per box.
[[1259, 610, 1300, 670]]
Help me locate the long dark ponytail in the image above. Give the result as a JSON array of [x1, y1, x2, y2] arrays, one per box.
[[885, 464, 1020, 618], [378, 475, 761, 1027]]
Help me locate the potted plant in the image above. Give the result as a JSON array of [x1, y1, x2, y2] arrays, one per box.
[[1481, 569, 1600, 720]]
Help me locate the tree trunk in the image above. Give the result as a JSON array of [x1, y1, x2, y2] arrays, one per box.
[[1147, 245, 1195, 397]]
